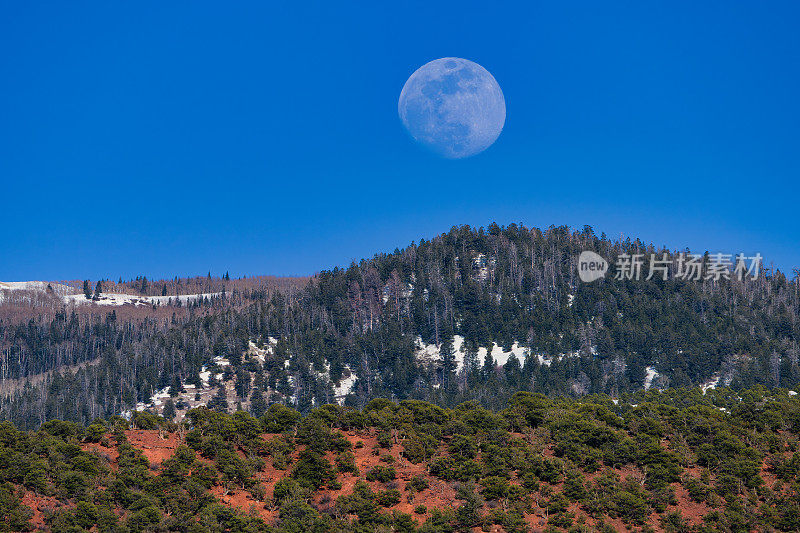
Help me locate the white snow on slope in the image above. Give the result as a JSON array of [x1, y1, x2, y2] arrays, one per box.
[[334, 367, 357, 404], [1, 281, 222, 307], [415, 335, 468, 372], [147, 293, 222, 305], [644, 366, 659, 390], [477, 342, 529, 367], [64, 292, 222, 307], [415, 335, 563, 372], [247, 338, 277, 363], [700, 375, 720, 394], [0, 281, 72, 293], [63, 293, 150, 306], [0, 281, 74, 304]]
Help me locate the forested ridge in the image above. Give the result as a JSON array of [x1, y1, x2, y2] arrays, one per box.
[[3, 388, 800, 532], [1, 224, 798, 429]]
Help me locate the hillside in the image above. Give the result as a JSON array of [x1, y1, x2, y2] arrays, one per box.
[[2, 389, 800, 532], [0, 224, 798, 429]]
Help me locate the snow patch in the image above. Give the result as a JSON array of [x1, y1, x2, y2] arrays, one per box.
[[414, 335, 468, 373], [700, 376, 720, 394], [334, 367, 357, 405], [644, 366, 659, 390], [477, 342, 528, 368], [0, 280, 222, 307], [414, 335, 564, 371]]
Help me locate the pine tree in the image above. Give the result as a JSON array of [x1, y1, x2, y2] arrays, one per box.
[[94, 280, 102, 299], [441, 340, 456, 391], [208, 385, 229, 412], [83, 280, 91, 299], [249, 388, 268, 417], [162, 398, 176, 421], [161, 284, 167, 296], [169, 375, 183, 397], [463, 342, 479, 374], [235, 368, 251, 399]]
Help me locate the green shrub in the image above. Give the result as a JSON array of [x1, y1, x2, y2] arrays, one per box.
[[74, 501, 99, 529], [480, 476, 510, 500], [273, 478, 303, 503], [612, 488, 650, 525], [127, 506, 161, 531], [377, 430, 392, 448], [291, 450, 334, 490], [365, 465, 397, 483], [448, 434, 476, 459], [402, 433, 438, 464], [376, 488, 401, 507], [407, 475, 429, 492], [336, 451, 359, 475], [260, 404, 301, 433], [85, 423, 106, 443]]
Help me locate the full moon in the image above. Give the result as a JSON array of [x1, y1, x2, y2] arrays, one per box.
[[398, 57, 505, 159]]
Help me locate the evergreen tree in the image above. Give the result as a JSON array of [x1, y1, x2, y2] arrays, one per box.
[[441, 340, 456, 392], [208, 385, 229, 412], [249, 388, 268, 418], [463, 342, 479, 374], [94, 280, 102, 299], [162, 398, 176, 421], [235, 368, 251, 399], [83, 280, 91, 299], [169, 375, 183, 397]]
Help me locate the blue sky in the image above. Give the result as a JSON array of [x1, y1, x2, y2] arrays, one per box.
[[1, 1, 798, 280]]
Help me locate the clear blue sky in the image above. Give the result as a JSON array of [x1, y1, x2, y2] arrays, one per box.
[[1, 1, 798, 281]]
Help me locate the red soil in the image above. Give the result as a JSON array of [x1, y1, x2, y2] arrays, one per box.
[[20, 491, 62, 530], [124, 429, 183, 465], [31, 429, 796, 532], [80, 441, 120, 468]]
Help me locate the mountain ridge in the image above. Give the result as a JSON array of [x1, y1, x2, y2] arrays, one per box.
[[1, 223, 798, 429]]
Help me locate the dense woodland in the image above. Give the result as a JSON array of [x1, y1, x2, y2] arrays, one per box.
[[2, 388, 800, 532], [1, 224, 799, 429]]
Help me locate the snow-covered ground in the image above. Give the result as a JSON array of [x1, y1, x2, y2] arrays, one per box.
[[414, 335, 564, 372], [247, 338, 278, 363], [0, 280, 221, 307], [700, 375, 720, 394], [0, 281, 73, 304], [644, 366, 659, 390], [64, 291, 222, 307], [146, 293, 222, 305], [334, 367, 357, 404], [477, 342, 532, 367], [0, 280, 72, 293]]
